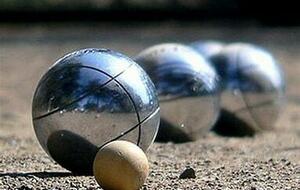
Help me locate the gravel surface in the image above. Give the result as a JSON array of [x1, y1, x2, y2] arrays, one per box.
[[0, 22, 299, 189]]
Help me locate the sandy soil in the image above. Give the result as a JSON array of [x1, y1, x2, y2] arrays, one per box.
[[0, 22, 299, 189]]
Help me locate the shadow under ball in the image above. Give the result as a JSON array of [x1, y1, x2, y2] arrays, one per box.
[[32, 48, 160, 175], [210, 43, 285, 131], [135, 43, 220, 142]]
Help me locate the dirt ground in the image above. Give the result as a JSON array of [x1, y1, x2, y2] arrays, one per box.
[[0, 22, 299, 189]]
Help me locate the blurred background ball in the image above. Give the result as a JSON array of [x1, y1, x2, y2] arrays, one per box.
[[93, 140, 149, 190], [210, 43, 285, 132], [135, 43, 220, 142], [190, 40, 224, 58], [32, 48, 160, 174]]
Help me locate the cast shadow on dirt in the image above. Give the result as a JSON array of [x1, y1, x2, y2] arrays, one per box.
[[211, 109, 256, 137], [0, 172, 73, 178], [155, 109, 256, 143], [155, 119, 193, 143]]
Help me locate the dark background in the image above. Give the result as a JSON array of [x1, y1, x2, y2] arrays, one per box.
[[0, 0, 299, 25]]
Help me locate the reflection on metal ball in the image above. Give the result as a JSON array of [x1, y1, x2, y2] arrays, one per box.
[[190, 40, 224, 58], [32, 48, 160, 174], [210, 43, 285, 131], [135, 43, 220, 142]]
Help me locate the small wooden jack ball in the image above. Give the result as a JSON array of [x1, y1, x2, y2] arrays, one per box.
[[93, 140, 149, 190]]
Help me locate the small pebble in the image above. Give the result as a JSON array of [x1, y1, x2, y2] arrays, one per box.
[[179, 167, 196, 179]]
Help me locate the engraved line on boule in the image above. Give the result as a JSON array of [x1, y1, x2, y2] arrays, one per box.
[[236, 50, 261, 130], [112, 76, 143, 146], [33, 64, 134, 120], [33, 64, 145, 146], [48, 49, 120, 71], [233, 99, 276, 113], [97, 108, 160, 150], [33, 60, 134, 107]]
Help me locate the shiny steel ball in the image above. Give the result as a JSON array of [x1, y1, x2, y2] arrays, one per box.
[[32, 48, 160, 174], [190, 40, 224, 58], [135, 43, 220, 141], [210, 43, 285, 131]]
